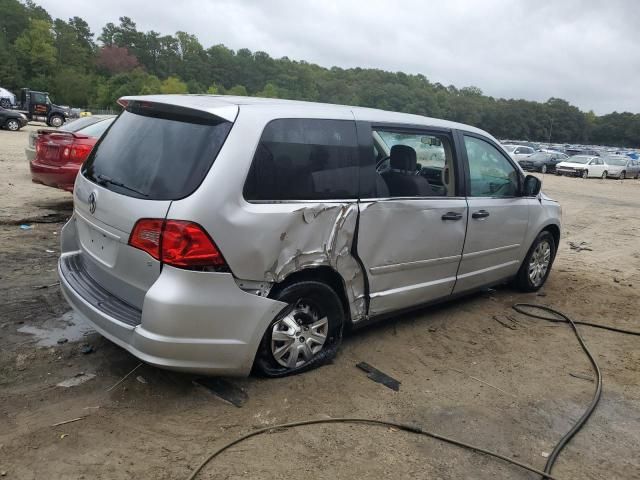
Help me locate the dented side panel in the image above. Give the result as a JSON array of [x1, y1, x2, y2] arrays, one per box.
[[166, 105, 368, 323]]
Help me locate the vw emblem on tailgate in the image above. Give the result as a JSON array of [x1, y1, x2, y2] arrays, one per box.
[[88, 192, 97, 214]]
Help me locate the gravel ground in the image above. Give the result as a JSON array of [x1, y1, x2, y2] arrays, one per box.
[[1, 125, 639, 480]]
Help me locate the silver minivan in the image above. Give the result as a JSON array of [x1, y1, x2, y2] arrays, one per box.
[[58, 95, 561, 376]]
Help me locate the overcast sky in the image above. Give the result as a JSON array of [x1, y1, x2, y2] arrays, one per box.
[[36, 0, 640, 114]]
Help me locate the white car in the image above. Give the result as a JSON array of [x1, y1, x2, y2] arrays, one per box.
[[556, 155, 614, 179], [503, 144, 536, 161], [0, 87, 16, 108]]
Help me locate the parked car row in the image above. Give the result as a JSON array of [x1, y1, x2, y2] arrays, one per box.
[[555, 155, 640, 179]]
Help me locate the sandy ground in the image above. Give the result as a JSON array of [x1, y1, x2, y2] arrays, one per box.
[[1, 125, 639, 480]]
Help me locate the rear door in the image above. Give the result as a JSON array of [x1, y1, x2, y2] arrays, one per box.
[[453, 131, 530, 293], [73, 100, 235, 309], [355, 122, 467, 316]]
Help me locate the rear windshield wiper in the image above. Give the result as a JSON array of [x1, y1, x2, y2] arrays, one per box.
[[96, 174, 148, 197]]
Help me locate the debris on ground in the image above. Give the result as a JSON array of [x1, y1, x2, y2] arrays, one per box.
[[80, 344, 94, 354], [56, 373, 96, 388], [19, 224, 32, 230], [33, 282, 60, 290], [492, 314, 518, 330], [568, 241, 593, 252], [450, 368, 516, 397], [106, 363, 143, 392], [569, 372, 595, 382], [57, 337, 68, 344], [356, 362, 401, 391], [51, 417, 86, 427], [194, 378, 248, 407], [136, 376, 147, 384]]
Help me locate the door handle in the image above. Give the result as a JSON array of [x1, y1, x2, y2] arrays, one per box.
[[472, 210, 490, 219], [441, 212, 463, 221]]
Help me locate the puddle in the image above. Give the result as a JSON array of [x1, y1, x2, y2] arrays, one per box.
[[18, 311, 96, 347]]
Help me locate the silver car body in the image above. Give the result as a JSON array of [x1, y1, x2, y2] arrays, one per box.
[[58, 95, 561, 375], [603, 156, 640, 179]]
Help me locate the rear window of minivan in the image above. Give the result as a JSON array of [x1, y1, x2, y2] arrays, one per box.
[[82, 103, 232, 200]]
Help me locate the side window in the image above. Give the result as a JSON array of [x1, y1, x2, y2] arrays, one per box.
[[243, 119, 359, 201], [463, 135, 519, 197], [372, 130, 456, 197], [31, 92, 46, 104]]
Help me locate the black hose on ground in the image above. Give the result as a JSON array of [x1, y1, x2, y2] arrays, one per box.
[[512, 303, 639, 478], [186, 304, 639, 480]]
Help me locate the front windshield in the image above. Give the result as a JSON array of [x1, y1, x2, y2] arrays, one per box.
[[45, 95, 52, 104], [606, 157, 627, 166], [568, 156, 591, 164]]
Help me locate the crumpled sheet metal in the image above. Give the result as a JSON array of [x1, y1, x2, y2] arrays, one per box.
[[263, 203, 367, 322]]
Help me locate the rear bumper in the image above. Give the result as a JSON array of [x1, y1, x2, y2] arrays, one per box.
[[30, 160, 78, 192], [58, 252, 286, 376]]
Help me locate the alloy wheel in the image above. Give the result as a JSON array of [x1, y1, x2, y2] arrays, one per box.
[[50, 116, 63, 127], [270, 300, 328, 369], [541, 164, 547, 174], [602, 171, 607, 179], [6, 119, 19, 131], [528, 240, 551, 287], [582, 170, 588, 179]]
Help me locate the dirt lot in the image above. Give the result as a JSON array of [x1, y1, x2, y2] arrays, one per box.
[[1, 125, 639, 480]]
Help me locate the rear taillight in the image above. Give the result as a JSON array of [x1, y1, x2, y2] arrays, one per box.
[[128, 219, 228, 270], [69, 144, 93, 163]]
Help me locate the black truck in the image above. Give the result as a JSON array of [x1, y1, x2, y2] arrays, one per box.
[[14, 88, 71, 127]]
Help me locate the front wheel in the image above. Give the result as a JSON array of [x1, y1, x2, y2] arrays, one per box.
[[254, 280, 344, 377], [582, 170, 589, 179], [0, 98, 11, 108], [620, 171, 626, 180], [515, 231, 556, 292], [601, 171, 607, 179], [541, 164, 548, 174], [5, 119, 20, 131]]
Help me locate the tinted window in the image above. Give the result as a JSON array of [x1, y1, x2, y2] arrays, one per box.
[[244, 119, 358, 201], [374, 130, 456, 197], [464, 135, 519, 197], [60, 116, 111, 133], [78, 118, 114, 138], [82, 105, 232, 200], [31, 92, 46, 104]]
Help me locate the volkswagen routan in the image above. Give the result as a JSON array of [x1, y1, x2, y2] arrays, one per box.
[[58, 95, 561, 377]]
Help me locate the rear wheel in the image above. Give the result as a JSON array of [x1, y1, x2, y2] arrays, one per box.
[[515, 231, 556, 292], [0, 98, 11, 108], [601, 171, 607, 179], [254, 280, 344, 377], [620, 171, 626, 180], [5, 119, 20, 131], [582, 170, 589, 179], [541, 164, 548, 174]]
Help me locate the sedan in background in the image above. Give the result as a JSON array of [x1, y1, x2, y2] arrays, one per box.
[[30, 117, 114, 192], [519, 151, 569, 174], [555, 155, 603, 178], [0, 106, 28, 131], [25, 115, 115, 162], [503, 144, 536, 161], [603, 156, 640, 179]]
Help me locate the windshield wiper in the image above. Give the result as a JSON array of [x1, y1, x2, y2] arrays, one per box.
[[96, 174, 148, 197]]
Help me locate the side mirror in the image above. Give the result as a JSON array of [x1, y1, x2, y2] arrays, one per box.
[[523, 175, 542, 196]]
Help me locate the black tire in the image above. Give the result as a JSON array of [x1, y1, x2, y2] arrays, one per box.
[[5, 119, 20, 131], [0, 98, 11, 108], [582, 170, 589, 179], [601, 170, 607, 179], [541, 164, 548, 174], [254, 280, 344, 377], [515, 231, 556, 292], [620, 171, 626, 180], [48, 114, 64, 127]]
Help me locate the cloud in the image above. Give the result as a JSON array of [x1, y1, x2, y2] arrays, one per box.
[[36, 0, 640, 114]]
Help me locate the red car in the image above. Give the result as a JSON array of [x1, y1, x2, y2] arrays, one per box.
[[30, 117, 114, 192]]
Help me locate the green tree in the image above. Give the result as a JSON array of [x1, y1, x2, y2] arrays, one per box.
[[14, 18, 57, 78], [226, 84, 248, 96], [160, 76, 188, 94]]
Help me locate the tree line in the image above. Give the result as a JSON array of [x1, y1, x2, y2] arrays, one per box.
[[1, 0, 639, 147]]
